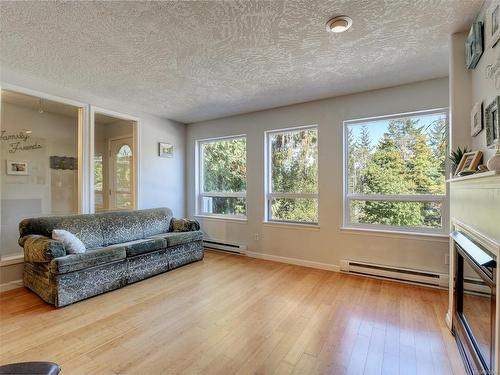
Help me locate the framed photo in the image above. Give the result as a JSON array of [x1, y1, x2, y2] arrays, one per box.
[[485, 96, 500, 148], [486, 1, 500, 48], [471, 102, 483, 136], [454, 151, 483, 176], [158, 142, 173, 158], [6, 160, 29, 175], [465, 21, 483, 69]]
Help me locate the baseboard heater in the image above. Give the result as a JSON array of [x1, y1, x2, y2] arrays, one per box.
[[202, 239, 247, 254], [340, 260, 449, 288]]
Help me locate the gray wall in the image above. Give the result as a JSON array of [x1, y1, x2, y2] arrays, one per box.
[[186, 78, 450, 274]]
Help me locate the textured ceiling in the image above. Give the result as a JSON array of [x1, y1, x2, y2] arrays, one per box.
[[0, 1, 482, 123]]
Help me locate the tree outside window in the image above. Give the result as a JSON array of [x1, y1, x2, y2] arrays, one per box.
[[345, 110, 448, 233]]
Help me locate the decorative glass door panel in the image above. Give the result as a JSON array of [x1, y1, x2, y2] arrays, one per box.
[[110, 138, 133, 210]]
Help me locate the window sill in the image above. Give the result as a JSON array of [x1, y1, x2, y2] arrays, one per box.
[[263, 221, 320, 231], [340, 226, 449, 242], [194, 215, 248, 223]]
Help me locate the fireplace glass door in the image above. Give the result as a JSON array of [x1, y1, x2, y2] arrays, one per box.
[[461, 262, 495, 370], [453, 231, 496, 375]]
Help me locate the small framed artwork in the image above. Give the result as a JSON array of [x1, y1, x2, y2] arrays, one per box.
[[486, 1, 500, 48], [471, 102, 483, 136], [485, 96, 500, 148], [158, 142, 173, 158], [465, 21, 483, 69], [6, 160, 29, 175], [455, 151, 483, 176]]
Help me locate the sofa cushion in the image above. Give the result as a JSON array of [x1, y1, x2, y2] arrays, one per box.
[[19, 214, 105, 249], [52, 229, 86, 254], [110, 238, 167, 257], [50, 246, 126, 274], [150, 231, 203, 247], [137, 208, 173, 237], [99, 211, 144, 246]]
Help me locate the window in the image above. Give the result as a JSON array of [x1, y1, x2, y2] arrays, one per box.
[[266, 126, 318, 224], [344, 109, 448, 234], [197, 136, 247, 218]]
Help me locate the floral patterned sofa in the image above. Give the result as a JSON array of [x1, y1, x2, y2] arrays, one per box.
[[19, 208, 203, 307]]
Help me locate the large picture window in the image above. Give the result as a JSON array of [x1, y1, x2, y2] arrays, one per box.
[[197, 136, 247, 218], [266, 126, 318, 224], [344, 109, 448, 234]]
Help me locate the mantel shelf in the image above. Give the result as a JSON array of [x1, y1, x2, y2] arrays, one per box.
[[447, 170, 500, 183]]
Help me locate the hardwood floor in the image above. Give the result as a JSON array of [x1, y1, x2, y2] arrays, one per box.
[[0, 250, 464, 375]]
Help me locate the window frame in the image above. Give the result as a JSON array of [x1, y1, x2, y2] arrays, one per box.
[[196, 134, 247, 220], [264, 125, 319, 225], [342, 108, 449, 236]]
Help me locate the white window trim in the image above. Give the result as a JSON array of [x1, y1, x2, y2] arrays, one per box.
[[196, 134, 247, 219], [342, 108, 450, 236], [264, 125, 319, 225]]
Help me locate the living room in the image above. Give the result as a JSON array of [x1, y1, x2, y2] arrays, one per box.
[[0, 1, 499, 374]]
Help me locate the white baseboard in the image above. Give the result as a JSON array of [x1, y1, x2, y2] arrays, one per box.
[[0, 254, 23, 266], [245, 251, 340, 272], [0, 279, 23, 292]]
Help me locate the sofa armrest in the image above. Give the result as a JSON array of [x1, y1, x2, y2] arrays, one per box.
[[19, 235, 66, 262], [170, 218, 201, 232]]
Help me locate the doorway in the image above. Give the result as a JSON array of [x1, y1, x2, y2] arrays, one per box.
[[93, 110, 137, 212]]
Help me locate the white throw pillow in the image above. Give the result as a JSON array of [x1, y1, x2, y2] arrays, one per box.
[[52, 229, 86, 254]]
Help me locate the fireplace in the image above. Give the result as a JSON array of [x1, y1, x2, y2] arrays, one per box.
[[452, 230, 496, 375]]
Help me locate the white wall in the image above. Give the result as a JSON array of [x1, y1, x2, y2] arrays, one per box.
[[471, 2, 500, 161], [450, 32, 473, 152], [186, 78, 450, 274], [0, 71, 186, 287], [1, 102, 79, 257], [1, 70, 186, 218]]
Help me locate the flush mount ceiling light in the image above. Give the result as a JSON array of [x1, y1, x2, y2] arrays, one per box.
[[326, 16, 352, 33], [38, 98, 44, 114]]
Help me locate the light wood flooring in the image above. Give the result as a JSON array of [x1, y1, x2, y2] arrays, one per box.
[[0, 250, 465, 375]]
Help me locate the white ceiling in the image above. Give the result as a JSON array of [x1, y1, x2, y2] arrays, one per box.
[[0, 1, 482, 124]]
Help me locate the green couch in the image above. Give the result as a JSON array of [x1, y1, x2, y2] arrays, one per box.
[[19, 208, 203, 307]]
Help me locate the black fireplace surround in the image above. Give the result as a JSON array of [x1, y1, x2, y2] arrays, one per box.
[[452, 231, 496, 375]]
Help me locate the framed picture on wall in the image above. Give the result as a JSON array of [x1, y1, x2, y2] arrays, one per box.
[[6, 160, 29, 175], [158, 142, 173, 158], [471, 102, 483, 136], [486, 1, 500, 48], [485, 96, 500, 148], [465, 21, 483, 69]]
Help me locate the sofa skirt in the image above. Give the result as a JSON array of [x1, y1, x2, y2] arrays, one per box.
[[127, 240, 204, 283], [55, 260, 127, 307], [24, 240, 204, 307]]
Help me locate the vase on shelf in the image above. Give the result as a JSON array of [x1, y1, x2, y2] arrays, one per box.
[[487, 144, 500, 172]]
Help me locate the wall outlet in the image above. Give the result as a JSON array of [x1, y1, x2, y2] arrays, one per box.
[[254, 233, 260, 241], [444, 254, 449, 265]]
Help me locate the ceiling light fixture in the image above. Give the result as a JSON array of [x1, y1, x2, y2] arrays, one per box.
[[326, 16, 352, 33], [38, 98, 44, 114]]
